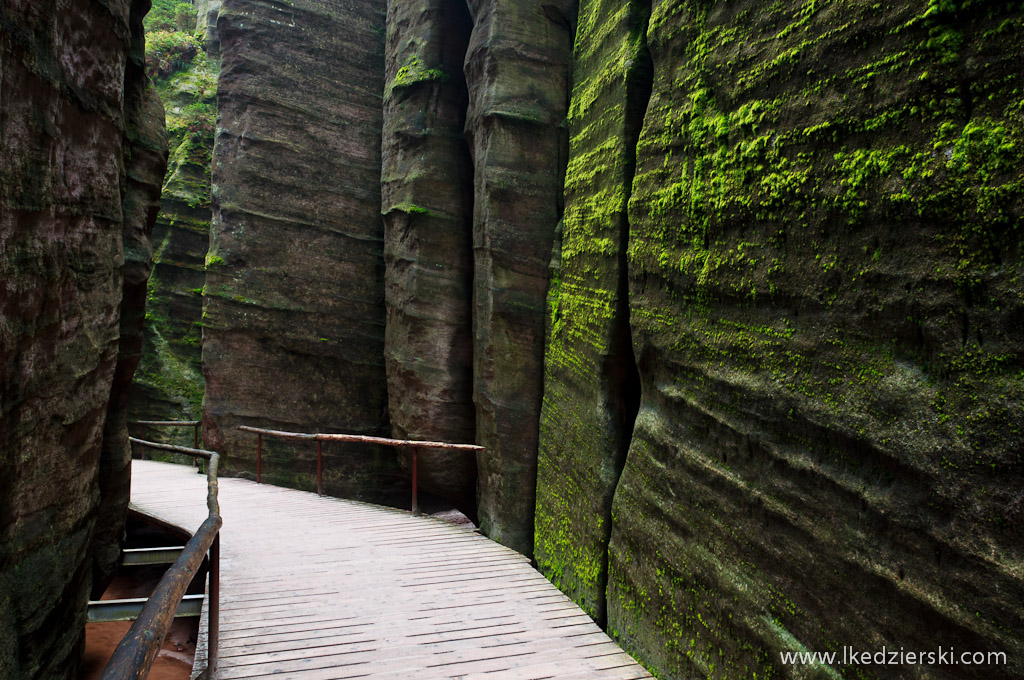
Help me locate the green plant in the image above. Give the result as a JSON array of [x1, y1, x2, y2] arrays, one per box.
[[145, 30, 201, 80], [174, 2, 194, 32]]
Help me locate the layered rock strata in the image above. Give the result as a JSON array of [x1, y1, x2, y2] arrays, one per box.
[[534, 0, 648, 624], [95, 7, 170, 593], [0, 0, 166, 676], [128, 3, 218, 442], [381, 0, 476, 511], [195, 0, 223, 54], [203, 0, 405, 503], [535, 1, 1024, 678], [464, 0, 577, 553]]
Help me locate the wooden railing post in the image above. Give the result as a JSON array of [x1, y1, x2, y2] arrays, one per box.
[[316, 439, 323, 496], [411, 446, 419, 515], [236, 426, 483, 517]]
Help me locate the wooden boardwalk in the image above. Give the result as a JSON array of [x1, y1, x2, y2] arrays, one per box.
[[130, 460, 653, 679]]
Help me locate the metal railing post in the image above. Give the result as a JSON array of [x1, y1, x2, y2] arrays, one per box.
[[411, 446, 419, 515], [316, 439, 323, 496], [193, 423, 200, 468], [257, 433, 262, 484], [209, 533, 220, 673]]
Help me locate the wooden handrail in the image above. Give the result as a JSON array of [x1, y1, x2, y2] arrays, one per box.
[[130, 421, 202, 461], [130, 420, 201, 427], [101, 439, 221, 680], [237, 425, 484, 450], [236, 425, 483, 513]]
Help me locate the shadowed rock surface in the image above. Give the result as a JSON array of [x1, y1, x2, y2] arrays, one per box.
[[381, 0, 477, 512], [534, 0, 648, 625], [0, 0, 167, 676], [94, 6, 170, 595], [202, 0, 406, 503], [464, 0, 577, 554]]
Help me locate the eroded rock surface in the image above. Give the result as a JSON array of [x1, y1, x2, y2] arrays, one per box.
[[203, 0, 405, 503], [195, 0, 223, 53], [534, 0, 648, 624], [0, 0, 166, 675], [464, 0, 576, 554], [382, 0, 476, 511], [95, 9, 169, 594], [129, 3, 218, 438], [597, 2, 1022, 678]]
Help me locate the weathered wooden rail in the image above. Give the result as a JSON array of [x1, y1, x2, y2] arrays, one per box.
[[237, 425, 483, 513], [100, 440, 221, 680]]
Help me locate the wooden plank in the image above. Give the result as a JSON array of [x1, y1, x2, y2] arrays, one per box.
[[129, 460, 652, 680]]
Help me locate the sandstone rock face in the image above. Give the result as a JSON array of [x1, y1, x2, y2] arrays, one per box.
[[534, 0, 647, 624], [0, 0, 166, 675], [195, 0, 223, 53], [203, 0, 405, 503], [128, 5, 218, 442], [464, 0, 576, 554], [95, 11, 170, 594], [381, 0, 477, 511], [535, 1, 1024, 678]]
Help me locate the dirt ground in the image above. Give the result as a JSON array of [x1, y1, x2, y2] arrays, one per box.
[[79, 565, 197, 680]]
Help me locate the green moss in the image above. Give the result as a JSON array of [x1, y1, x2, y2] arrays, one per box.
[[382, 202, 434, 217], [136, 15, 216, 422], [385, 55, 448, 99], [614, 1, 1024, 678]]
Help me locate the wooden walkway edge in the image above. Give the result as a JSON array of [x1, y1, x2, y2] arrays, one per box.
[[129, 460, 653, 680]]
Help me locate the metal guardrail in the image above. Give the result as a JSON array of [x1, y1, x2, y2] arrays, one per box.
[[88, 594, 205, 623], [121, 546, 186, 566], [237, 425, 484, 514], [100, 438, 222, 680]]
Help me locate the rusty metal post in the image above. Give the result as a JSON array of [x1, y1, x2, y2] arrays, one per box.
[[209, 533, 220, 673], [257, 433, 262, 484], [411, 447, 419, 515], [316, 439, 323, 496]]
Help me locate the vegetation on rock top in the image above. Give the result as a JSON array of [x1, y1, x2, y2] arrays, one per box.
[[131, 0, 216, 436]]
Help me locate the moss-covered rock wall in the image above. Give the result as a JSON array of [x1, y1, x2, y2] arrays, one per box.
[[618, 1, 1024, 674], [538, 1, 1024, 678], [128, 0, 217, 441], [534, 0, 648, 624]]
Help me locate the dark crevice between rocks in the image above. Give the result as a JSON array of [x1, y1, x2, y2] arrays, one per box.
[[593, 0, 653, 629], [455, 2, 477, 510]]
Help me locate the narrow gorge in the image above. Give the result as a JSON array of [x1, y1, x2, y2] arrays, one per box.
[[2, 0, 1022, 678]]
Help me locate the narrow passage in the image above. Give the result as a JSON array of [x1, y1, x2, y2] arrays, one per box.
[[130, 460, 653, 679]]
